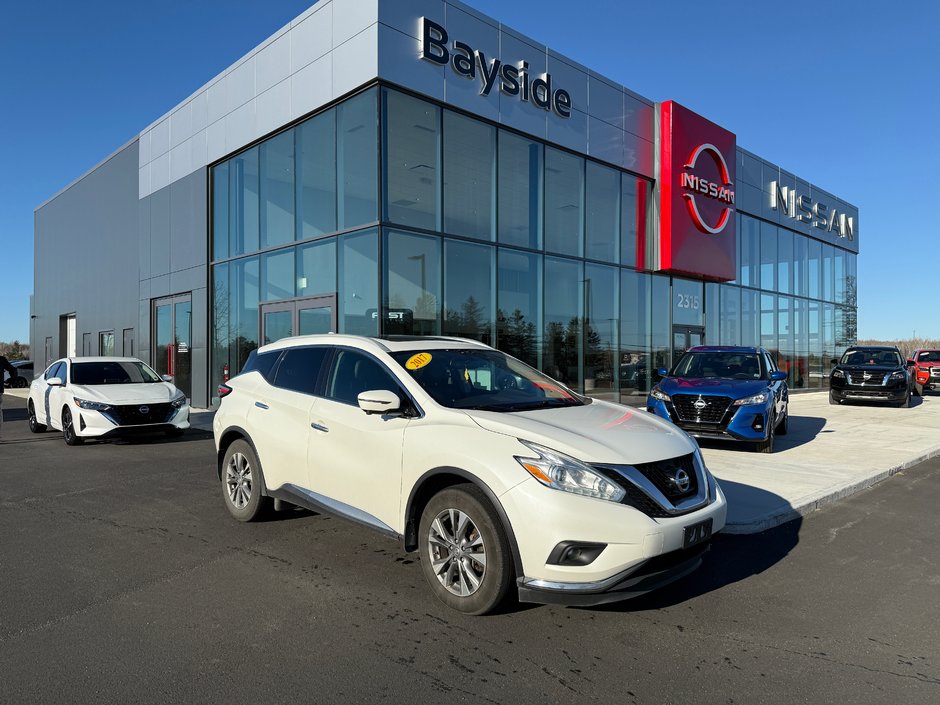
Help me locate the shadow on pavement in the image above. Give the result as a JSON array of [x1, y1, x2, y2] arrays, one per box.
[[587, 484, 801, 613], [1, 407, 28, 422], [695, 414, 827, 453]]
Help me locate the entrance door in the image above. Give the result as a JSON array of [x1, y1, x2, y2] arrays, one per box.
[[260, 294, 336, 345], [672, 325, 705, 360], [153, 294, 192, 399]]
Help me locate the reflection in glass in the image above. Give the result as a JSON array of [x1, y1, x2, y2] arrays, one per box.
[[621, 176, 643, 268], [739, 215, 760, 288], [338, 89, 378, 229], [719, 284, 741, 345], [174, 300, 192, 398], [544, 148, 584, 257], [792, 234, 807, 298], [543, 257, 582, 388], [585, 161, 619, 263], [385, 230, 442, 336], [497, 249, 541, 368], [760, 293, 776, 353], [584, 263, 618, 399], [651, 275, 670, 374], [760, 222, 777, 291], [232, 256, 260, 374], [443, 111, 495, 241], [211, 263, 230, 404], [620, 268, 649, 399], [339, 229, 378, 335], [260, 131, 295, 249], [384, 90, 441, 231], [212, 162, 229, 260], [807, 237, 822, 300], [229, 147, 259, 256], [741, 289, 759, 347], [443, 240, 494, 344], [297, 239, 336, 298], [296, 111, 337, 239], [498, 131, 542, 250], [261, 249, 295, 301], [776, 228, 792, 295]]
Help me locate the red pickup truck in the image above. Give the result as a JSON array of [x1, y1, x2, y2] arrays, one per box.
[[908, 349, 940, 395]]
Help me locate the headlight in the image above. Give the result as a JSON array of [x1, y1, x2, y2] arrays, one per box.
[[73, 397, 111, 411], [732, 390, 769, 406], [889, 371, 906, 381], [650, 385, 671, 402], [170, 391, 187, 409], [832, 369, 845, 379], [515, 440, 625, 503]]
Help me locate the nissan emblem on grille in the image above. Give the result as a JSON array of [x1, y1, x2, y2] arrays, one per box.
[[139, 406, 149, 414], [693, 398, 708, 410], [672, 468, 691, 493], [863, 372, 871, 381]]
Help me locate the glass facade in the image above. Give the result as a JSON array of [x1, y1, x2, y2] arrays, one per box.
[[208, 85, 857, 404]]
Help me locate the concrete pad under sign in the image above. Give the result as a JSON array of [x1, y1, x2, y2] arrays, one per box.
[[699, 391, 940, 534]]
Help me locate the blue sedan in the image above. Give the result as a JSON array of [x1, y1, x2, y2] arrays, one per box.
[[646, 346, 789, 453]]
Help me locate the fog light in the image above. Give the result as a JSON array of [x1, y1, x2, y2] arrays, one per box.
[[547, 541, 607, 566], [752, 415, 764, 431]]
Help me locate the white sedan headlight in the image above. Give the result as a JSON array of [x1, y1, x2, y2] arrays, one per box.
[[732, 391, 769, 406], [515, 440, 625, 503], [170, 390, 187, 409], [73, 397, 112, 411]]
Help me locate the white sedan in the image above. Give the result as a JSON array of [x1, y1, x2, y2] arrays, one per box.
[[28, 357, 190, 445]]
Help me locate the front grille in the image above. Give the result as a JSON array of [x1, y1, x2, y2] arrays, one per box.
[[844, 390, 893, 398], [671, 394, 733, 425], [633, 454, 698, 500], [846, 371, 888, 386], [930, 368, 940, 379], [105, 403, 174, 426]]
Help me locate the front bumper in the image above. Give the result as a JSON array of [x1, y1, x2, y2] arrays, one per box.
[[646, 397, 772, 443], [914, 368, 940, 389], [74, 405, 190, 438], [830, 383, 907, 403]]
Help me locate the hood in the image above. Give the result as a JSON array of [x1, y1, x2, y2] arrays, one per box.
[[835, 365, 903, 374], [71, 382, 179, 405], [659, 376, 770, 398], [464, 399, 696, 465]]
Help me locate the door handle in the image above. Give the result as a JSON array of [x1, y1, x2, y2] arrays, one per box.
[[311, 422, 329, 432], [254, 401, 270, 410]]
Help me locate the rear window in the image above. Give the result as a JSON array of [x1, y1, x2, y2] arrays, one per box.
[[241, 350, 280, 381]]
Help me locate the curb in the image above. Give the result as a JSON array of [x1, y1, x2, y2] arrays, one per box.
[[722, 444, 940, 534]]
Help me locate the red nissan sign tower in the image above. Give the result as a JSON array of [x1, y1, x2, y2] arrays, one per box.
[[658, 101, 737, 281]]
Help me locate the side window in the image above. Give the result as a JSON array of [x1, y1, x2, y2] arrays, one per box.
[[45, 362, 64, 381], [326, 350, 402, 406], [242, 349, 281, 382], [272, 347, 329, 395], [763, 353, 777, 375]]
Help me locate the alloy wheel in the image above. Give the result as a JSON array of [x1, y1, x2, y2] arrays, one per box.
[[427, 508, 487, 597], [225, 452, 253, 509]]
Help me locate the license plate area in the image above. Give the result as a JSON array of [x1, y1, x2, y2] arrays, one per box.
[[683, 518, 713, 548]]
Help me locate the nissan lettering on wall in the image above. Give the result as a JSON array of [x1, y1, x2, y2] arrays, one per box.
[[658, 101, 737, 281]]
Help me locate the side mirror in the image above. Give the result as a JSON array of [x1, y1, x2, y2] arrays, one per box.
[[656, 367, 669, 377], [47, 377, 64, 387], [906, 359, 915, 366], [771, 371, 788, 381], [830, 358, 839, 365], [162, 374, 175, 383], [357, 389, 401, 415]]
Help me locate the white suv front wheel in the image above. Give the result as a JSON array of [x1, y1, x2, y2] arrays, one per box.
[[418, 484, 513, 615]]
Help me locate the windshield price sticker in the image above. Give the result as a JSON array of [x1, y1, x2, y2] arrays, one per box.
[[406, 353, 433, 370]]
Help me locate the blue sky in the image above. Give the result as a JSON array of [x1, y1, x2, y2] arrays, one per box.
[[1, 0, 937, 344]]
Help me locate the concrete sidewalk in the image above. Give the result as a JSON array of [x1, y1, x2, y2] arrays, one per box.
[[8, 387, 939, 535], [701, 391, 940, 533]]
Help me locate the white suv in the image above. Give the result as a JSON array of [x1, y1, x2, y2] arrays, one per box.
[[213, 335, 727, 614]]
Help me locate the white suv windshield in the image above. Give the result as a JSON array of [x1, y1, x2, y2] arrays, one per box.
[[390, 348, 586, 412]]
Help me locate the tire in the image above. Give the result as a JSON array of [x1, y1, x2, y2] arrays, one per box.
[[755, 413, 775, 453], [418, 484, 513, 615], [62, 407, 84, 446], [27, 399, 46, 433], [777, 408, 789, 436], [899, 393, 911, 409], [829, 390, 841, 405], [12, 377, 28, 389], [221, 439, 271, 522]]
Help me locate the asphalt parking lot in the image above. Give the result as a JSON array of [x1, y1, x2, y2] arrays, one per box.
[[1, 393, 938, 704]]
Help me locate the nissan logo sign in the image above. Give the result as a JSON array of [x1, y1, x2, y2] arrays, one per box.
[[680, 144, 735, 235], [693, 398, 708, 410], [139, 405, 149, 414], [673, 468, 691, 493]]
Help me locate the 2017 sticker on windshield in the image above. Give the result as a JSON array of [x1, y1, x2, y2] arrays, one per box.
[[406, 352, 432, 370]]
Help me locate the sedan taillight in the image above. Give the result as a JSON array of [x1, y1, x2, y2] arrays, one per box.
[[218, 383, 233, 398]]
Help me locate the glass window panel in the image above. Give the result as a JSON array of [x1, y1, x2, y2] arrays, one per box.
[[807, 237, 822, 300], [760, 293, 776, 353], [296, 110, 337, 239], [444, 239, 495, 344], [705, 282, 719, 345], [231, 256, 260, 373], [385, 230, 442, 336], [792, 234, 807, 298], [260, 131, 295, 249], [261, 249, 295, 301], [297, 239, 337, 297], [621, 176, 646, 268], [719, 284, 741, 345], [672, 277, 704, 326], [211, 262, 230, 404], [777, 295, 794, 384], [651, 274, 670, 372], [443, 111, 495, 241], [498, 131, 542, 250], [739, 215, 760, 288], [620, 268, 649, 400], [496, 248, 541, 367], [229, 147, 260, 256], [384, 90, 441, 231], [822, 244, 834, 301], [544, 147, 584, 257], [834, 248, 846, 304], [823, 302, 835, 387], [543, 256, 582, 388], [212, 162, 229, 260], [584, 263, 618, 399], [760, 222, 777, 291], [776, 228, 792, 295], [338, 89, 378, 229], [741, 289, 760, 347], [339, 229, 378, 335], [585, 161, 619, 263], [808, 300, 822, 388]]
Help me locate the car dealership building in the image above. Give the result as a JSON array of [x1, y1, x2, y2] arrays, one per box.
[[32, 0, 859, 409]]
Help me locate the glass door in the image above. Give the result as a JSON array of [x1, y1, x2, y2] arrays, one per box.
[[260, 295, 337, 345], [672, 325, 705, 361], [153, 293, 193, 399]]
